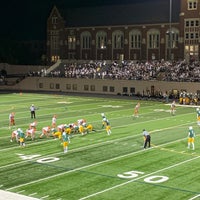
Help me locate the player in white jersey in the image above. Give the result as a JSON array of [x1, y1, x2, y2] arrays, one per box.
[[170, 100, 176, 115], [29, 121, 37, 130], [77, 119, 86, 126], [40, 126, 51, 138], [25, 128, 35, 140], [52, 115, 57, 128], [10, 129, 19, 142]]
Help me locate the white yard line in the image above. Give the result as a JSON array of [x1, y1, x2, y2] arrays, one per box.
[[188, 194, 200, 200]]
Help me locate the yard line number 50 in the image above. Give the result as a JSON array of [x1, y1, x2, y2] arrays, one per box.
[[117, 170, 169, 183]]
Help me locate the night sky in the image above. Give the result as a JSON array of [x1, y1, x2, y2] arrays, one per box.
[[0, 0, 157, 41], [0, 0, 172, 64]]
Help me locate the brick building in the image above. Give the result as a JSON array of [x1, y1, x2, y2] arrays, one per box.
[[46, 0, 199, 63]]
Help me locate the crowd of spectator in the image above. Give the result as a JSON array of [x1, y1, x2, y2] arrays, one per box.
[[1, 59, 200, 102], [2, 59, 200, 84], [42, 59, 200, 82]]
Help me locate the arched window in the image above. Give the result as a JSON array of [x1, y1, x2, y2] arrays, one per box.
[[147, 29, 160, 49], [129, 29, 141, 49], [96, 31, 107, 49], [68, 36, 76, 50], [166, 28, 179, 48], [112, 30, 124, 49], [81, 31, 91, 49]]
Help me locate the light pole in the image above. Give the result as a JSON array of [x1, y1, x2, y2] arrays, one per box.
[[169, 0, 172, 61]]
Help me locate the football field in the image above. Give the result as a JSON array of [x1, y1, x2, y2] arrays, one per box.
[[0, 92, 200, 200]]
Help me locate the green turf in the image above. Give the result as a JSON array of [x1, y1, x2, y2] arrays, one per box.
[[0, 92, 200, 200]]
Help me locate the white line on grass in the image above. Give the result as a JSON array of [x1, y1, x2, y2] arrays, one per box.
[[40, 195, 49, 199], [29, 193, 37, 197], [188, 194, 200, 200], [79, 155, 200, 200], [17, 190, 25, 194]]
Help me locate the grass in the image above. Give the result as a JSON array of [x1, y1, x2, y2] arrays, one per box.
[[0, 92, 200, 200]]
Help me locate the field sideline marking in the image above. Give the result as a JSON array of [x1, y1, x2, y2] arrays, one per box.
[[79, 155, 200, 200], [189, 194, 200, 200]]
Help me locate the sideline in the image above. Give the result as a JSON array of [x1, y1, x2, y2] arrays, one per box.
[[0, 190, 39, 200], [188, 194, 200, 200]]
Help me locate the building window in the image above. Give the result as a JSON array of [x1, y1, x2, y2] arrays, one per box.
[[110, 86, 115, 92], [66, 84, 71, 90], [81, 31, 91, 49], [84, 85, 89, 91], [50, 83, 54, 89], [184, 18, 199, 46], [123, 87, 128, 93], [96, 31, 107, 49], [112, 30, 124, 49], [166, 28, 179, 48], [185, 45, 199, 58], [68, 36, 76, 49], [50, 30, 60, 62], [185, 33, 189, 39], [55, 84, 60, 89], [52, 16, 58, 24], [39, 83, 43, 89], [147, 29, 160, 49], [185, 19, 199, 27], [90, 85, 95, 91], [129, 29, 141, 49], [103, 86, 108, 92], [130, 87, 135, 94], [188, 0, 198, 10], [72, 84, 77, 90]]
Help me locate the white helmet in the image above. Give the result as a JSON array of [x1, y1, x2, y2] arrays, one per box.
[[189, 126, 193, 130], [101, 113, 106, 118], [196, 108, 199, 111]]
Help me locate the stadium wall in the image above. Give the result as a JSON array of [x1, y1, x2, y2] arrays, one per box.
[[0, 63, 45, 75], [1, 77, 200, 97]]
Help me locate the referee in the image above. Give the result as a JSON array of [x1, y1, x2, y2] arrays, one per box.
[[142, 129, 151, 149], [30, 104, 36, 119]]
